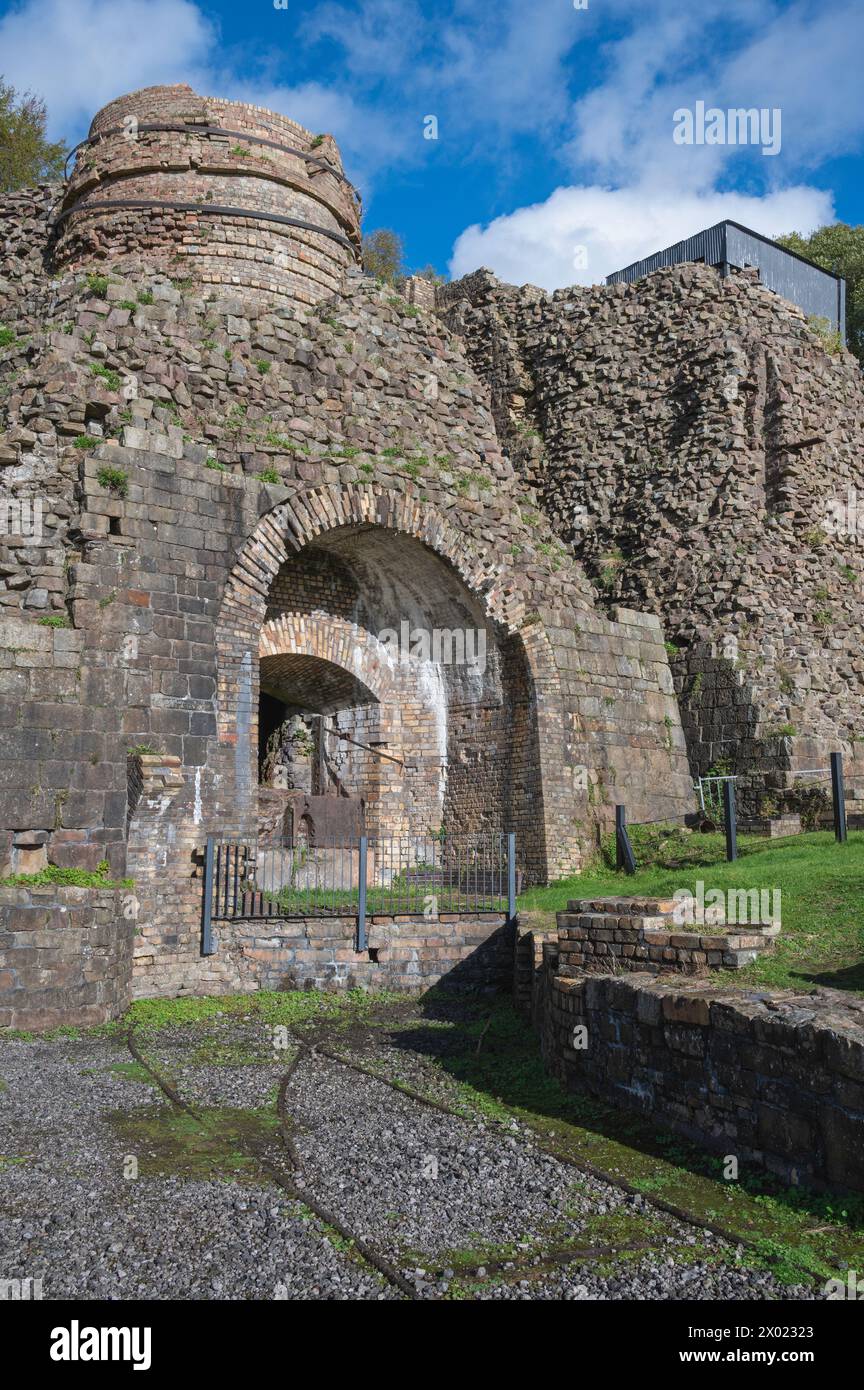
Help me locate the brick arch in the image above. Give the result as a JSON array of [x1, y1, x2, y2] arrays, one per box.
[[215, 482, 577, 879], [259, 613, 401, 710]]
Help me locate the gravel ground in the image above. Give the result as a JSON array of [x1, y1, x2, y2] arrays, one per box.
[[0, 1011, 816, 1302]]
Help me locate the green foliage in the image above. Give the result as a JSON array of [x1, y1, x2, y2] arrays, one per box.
[[136, 290, 154, 306], [205, 456, 226, 472], [96, 466, 128, 497], [89, 363, 120, 391], [362, 227, 405, 284], [596, 547, 624, 590], [776, 223, 864, 364], [256, 468, 280, 484], [0, 78, 66, 191], [411, 263, 448, 285], [0, 325, 16, 348], [85, 273, 109, 298], [0, 861, 132, 889], [805, 526, 827, 548], [785, 780, 831, 832], [72, 434, 99, 450], [806, 316, 843, 355], [37, 614, 69, 628]]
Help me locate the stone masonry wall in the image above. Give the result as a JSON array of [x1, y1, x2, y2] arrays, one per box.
[[442, 266, 864, 791], [53, 85, 361, 308], [143, 912, 515, 999], [0, 151, 694, 1021], [0, 883, 136, 1030], [537, 965, 864, 1195]]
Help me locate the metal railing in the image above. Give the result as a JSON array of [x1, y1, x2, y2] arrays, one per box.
[[695, 774, 738, 825], [617, 752, 850, 873], [202, 831, 518, 954]]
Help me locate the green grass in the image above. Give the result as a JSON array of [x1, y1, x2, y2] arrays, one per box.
[[96, 465, 128, 497], [124, 987, 400, 1035], [519, 829, 864, 994]]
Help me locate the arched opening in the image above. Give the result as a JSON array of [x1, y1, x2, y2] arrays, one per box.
[[250, 525, 540, 850], [257, 645, 381, 846], [215, 487, 577, 882]]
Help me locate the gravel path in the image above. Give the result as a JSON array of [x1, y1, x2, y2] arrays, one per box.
[[0, 1010, 816, 1301]]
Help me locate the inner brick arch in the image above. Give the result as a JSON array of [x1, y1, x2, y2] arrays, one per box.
[[214, 483, 577, 880], [258, 612, 445, 835]]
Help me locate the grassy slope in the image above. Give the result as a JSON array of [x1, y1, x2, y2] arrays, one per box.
[[519, 828, 864, 994]]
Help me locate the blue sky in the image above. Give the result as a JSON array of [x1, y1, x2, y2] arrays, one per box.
[[1, 0, 862, 287]]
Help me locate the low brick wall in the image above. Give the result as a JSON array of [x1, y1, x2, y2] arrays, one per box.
[[133, 911, 514, 998], [0, 885, 136, 1029], [558, 897, 779, 975], [538, 961, 864, 1194]]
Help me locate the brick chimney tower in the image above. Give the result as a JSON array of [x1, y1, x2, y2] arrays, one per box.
[[53, 84, 362, 306]]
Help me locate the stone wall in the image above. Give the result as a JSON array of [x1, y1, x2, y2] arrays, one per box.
[[134, 909, 514, 998], [0, 883, 136, 1030], [1, 131, 694, 1022], [536, 965, 864, 1194], [557, 896, 779, 975], [442, 266, 864, 789]]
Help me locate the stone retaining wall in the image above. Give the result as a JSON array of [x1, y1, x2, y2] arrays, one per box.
[[537, 965, 864, 1194], [557, 896, 779, 975], [0, 884, 136, 1030]]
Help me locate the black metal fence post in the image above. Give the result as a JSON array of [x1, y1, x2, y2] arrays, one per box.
[[831, 752, 848, 843], [507, 831, 517, 922], [615, 805, 637, 874], [723, 780, 738, 862], [356, 835, 368, 950], [201, 835, 215, 956]]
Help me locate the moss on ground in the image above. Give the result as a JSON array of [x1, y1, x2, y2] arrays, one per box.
[[107, 1104, 280, 1182]]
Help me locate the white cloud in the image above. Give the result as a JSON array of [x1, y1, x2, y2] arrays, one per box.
[[0, 0, 215, 137], [567, 0, 864, 189], [449, 181, 835, 290]]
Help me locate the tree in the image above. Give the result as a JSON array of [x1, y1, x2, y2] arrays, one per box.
[[361, 228, 404, 285], [361, 229, 448, 288], [0, 78, 66, 192], [775, 223, 864, 365]]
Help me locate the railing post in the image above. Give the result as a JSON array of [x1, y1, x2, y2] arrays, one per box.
[[615, 805, 636, 874], [831, 752, 848, 843], [507, 832, 516, 923], [723, 780, 738, 862], [201, 835, 215, 956], [357, 835, 368, 951]]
